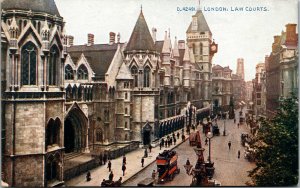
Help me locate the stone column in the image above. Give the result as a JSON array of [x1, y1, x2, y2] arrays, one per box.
[[84, 119, 90, 153]]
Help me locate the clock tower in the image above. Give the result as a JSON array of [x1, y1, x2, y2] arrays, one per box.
[[186, 9, 217, 107]]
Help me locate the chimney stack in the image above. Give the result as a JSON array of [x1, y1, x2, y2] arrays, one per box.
[[87, 33, 94, 46], [109, 32, 116, 44], [117, 32, 120, 43], [152, 27, 157, 42], [178, 40, 185, 49], [67, 35, 74, 47], [285, 23, 297, 45]]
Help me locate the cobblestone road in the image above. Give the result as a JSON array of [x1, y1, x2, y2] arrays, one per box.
[[123, 112, 255, 186]]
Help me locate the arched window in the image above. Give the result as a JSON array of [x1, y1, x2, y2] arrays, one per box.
[[21, 42, 37, 85], [125, 108, 128, 114], [200, 43, 203, 55], [125, 92, 128, 99], [192, 43, 196, 54], [131, 66, 138, 87], [65, 65, 74, 80], [96, 130, 103, 142], [46, 119, 60, 147], [48, 45, 59, 85], [77, 64, 88, 80], [144, 66, 150, 87], [125, 122, 128, 128]]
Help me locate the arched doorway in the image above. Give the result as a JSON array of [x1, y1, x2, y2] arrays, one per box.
[[142, 122, 152, 145], [64, 105, 88, 153]]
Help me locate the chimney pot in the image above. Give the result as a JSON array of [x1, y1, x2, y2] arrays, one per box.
[[87, 33, 94, 46], [109, 32, 116, 44]]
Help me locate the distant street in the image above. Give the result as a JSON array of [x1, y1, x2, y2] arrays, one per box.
[[123, 110, 255, 186]]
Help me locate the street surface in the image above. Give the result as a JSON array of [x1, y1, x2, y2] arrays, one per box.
[[123, 111, 255, 186]]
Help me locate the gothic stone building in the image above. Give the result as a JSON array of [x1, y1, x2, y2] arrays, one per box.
[[1, 0, 217, 186]]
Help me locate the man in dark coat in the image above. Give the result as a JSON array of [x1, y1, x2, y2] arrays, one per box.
[[109, 171, 114, 181], [123, 155, 126, 165], [141, 157, 145, 167], [107, 160, 112, 172], [149, 144, 152, 153], [122, 164, 126, 176]]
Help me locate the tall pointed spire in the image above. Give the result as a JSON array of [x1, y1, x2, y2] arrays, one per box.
[[173, 36, 179, 57], [162, 30, 172, 53], [126, 8, 155, 51]]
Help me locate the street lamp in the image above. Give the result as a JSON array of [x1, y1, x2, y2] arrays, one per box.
[[206, 132, 213, 163]]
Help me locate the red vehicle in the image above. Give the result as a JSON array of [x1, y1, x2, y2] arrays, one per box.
[[156, 150, 180, 183]]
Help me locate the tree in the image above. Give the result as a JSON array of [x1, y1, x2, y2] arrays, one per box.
[[248, 94, 298, 186]]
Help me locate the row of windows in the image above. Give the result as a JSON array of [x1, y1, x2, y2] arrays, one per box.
[[66, 86, 93, 101], [21, 42, 59, 86], [65, 64, 88, 80], [131, 66, 151, 87]]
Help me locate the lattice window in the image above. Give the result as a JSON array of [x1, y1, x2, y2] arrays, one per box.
[[144, 66, 150, 87], [65, 65, 74, 80], [131, 66, 138, 87], [21, 42, 37, 85], [48, 45, 59, 85], [77, 64, 88, 80]]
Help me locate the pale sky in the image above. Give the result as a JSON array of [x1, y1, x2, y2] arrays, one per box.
[[55, 0, 298, 81]]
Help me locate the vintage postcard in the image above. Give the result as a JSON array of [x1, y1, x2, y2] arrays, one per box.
[[0, 0, 298, 187]]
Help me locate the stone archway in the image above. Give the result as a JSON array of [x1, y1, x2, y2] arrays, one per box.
[[142, 122, 152, 145], [64, 105, 88, 153]]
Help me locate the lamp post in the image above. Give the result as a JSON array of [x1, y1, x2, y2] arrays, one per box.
[[206, 132, 213, 163]]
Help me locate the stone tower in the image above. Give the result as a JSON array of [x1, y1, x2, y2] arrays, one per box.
[[186, 9, 216, 108], [237, 58, 245, 80], [123, 9, 160, 145], [1, 0, 67, 186]]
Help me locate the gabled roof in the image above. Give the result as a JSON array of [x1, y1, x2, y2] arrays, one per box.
[[186, 10, 211, 33], [126, 10, 155, 51], [67, 43, 122, 80], [155, 40, 164, 53], [116, 63, 133, 80], [2, 0, 60, 16]]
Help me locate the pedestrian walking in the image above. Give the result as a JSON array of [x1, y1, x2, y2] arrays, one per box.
[[123, 155, 126, 164], [172, 132, 175, 139], [107, 160, 112, 172], [122, 163, 126, 176], [149, 144, 152, 153], [234, 118, 236, 124], [141, 157, 144, 167], [177, 132, 180, 139], [103, 154, 107, 165], [228, 141, 231, 150], [159, 142, 162, 150], [86, 171, 91, 181], [205, 138, 208, 145], [109, 171, 114, 181], [152, 170, 156, 179], [144, 148, 148, 158], [165, 141, 168, 148], [238, 150, 240, 158], [237, 123, 240, 128], [173, 138, 176, 145]]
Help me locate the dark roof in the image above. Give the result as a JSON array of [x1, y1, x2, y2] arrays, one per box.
[[155, 40, 164, 53], [67, 43, 121, 80], [126, 10, 155, 51], [186, 10, 211, 33], [2, 0, 60, 16]]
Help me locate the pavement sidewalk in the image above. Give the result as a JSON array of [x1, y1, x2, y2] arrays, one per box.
[[65, 130, 191, 186]]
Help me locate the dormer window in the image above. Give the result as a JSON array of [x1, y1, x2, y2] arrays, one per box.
[[77, 64, 88, 80]]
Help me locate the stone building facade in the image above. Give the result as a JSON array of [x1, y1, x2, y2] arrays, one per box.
[[252, 62, 266, 117], [1, 1, 217, 186], [265, 23, 298, 118], [212, 65, 233, 113]]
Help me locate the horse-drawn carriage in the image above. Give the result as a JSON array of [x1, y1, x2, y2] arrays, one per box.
[[101, 178, 122, 187]]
